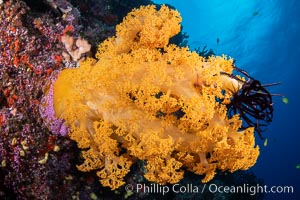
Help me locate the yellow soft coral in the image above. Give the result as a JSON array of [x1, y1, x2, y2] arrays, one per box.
[[53, 5, 259, 190]]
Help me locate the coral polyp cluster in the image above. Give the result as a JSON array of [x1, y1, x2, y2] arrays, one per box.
[[51, 5, 259, 190]]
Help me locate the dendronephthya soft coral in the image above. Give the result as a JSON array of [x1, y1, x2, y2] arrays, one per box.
[[48, 5, 260, 189]]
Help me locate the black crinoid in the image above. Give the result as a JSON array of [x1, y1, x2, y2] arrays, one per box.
[[221, 66, 281, 139]]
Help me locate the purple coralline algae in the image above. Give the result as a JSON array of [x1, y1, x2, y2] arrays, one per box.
[[39, 73, 69, 136]]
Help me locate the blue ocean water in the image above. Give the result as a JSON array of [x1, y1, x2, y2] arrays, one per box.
[[154, 0, 300, 199]]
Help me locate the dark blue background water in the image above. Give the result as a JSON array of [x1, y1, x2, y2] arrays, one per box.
[[155, 0, 300, 199]]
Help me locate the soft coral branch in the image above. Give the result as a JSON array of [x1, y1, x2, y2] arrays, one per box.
[[46, 5, 260, 190]]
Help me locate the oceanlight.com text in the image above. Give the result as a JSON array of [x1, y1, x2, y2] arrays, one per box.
[[208, 183, 294, 196]]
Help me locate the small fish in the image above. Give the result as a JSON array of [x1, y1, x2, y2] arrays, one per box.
[[263, 138, 268, 146], [217, 38, 220, 44], [282, 97, 289, 104], [252, 11, 259, 16], [296, 164, 300, 169]]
